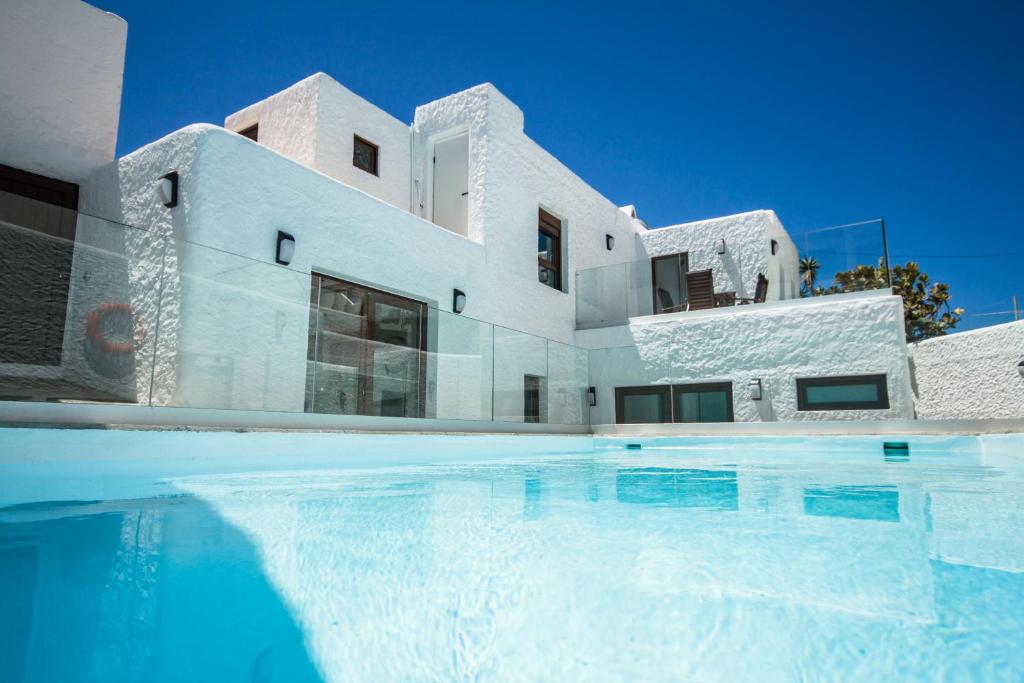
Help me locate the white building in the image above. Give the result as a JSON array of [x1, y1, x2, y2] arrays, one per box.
[[4, 0, 1014, 429]]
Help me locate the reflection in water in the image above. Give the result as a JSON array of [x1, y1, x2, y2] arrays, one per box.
[[616, 468, 738, 510], [0, 498, 323, 683], [803, 485, 901, 522], [2, 450, 1023, 681]]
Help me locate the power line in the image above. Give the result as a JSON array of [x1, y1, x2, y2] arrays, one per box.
[[801, 249, 1024, 259]]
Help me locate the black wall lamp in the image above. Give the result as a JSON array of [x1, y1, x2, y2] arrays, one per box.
[[605, 234, 615, 251], [158, 171, 178, 208], [453, 288, 466, 314], [587, 386, 597, 407], [275, 230, 296, 265]]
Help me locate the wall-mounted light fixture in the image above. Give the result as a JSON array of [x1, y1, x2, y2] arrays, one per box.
[[715, 238, 726, 255], [770, 239, 779, 255], [606, 234, 615, 251], [747, 378, 763, 400], [1018, 360, 1024, 379], [158, 171, 178, 208], [587, 386, 597, 407], [275, 230, 295, 266], [453, 288, 466, 314]]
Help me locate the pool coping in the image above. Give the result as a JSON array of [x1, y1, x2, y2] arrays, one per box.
[[1, 400, 1023, 436]]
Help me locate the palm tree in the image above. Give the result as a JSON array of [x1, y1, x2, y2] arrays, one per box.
[[799, 256, 820, 296]]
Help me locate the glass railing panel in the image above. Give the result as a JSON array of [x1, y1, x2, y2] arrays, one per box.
[[576, 262, 629, 328], [492, 325, 550, 423], [794, 219, 891, 297], [0, 191, 163, 404], [546, 339, 590, 425], [428, 308, 494, 421], [163, 241, 313, 412]]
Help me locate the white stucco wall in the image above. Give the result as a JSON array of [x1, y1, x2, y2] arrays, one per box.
[[639, 210, 800, 305], [910, 320, 1024, 420], [581, 291, 913, 424], [412, 84, 649, 343], [88, 125, 591, 422], [224, 73, 412, 212], [0, 0, 126, 183]]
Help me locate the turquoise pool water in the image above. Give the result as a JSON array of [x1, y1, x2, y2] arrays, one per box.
[[2, 437, 1023, 681]]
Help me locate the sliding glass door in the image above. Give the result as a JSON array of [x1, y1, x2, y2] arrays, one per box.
[[306, 274, 427, 417], [651, 252, 689, 314]]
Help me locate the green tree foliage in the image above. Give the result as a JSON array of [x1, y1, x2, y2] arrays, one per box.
[[802, 258, 964, 342]]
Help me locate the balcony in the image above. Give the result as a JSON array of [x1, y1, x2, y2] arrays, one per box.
[[575, 219, 892, 329]]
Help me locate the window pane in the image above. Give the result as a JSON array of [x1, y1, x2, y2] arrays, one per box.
[[653, 255, 685, 313], [539, 265, 558, 287], [621, 392, 668, 423], [797, 375, 888, 410], [698, 390, 730, 422], [805, 383, 879, 404], [677, 392, 699, 422], [538, 230, 556, 263], [353, 136, 378, 174]]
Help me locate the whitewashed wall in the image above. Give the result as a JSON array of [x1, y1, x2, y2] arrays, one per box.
[[581, 291, 913, 424], [910, 320, 1024, 420], [224, 74, 412, 215], [639, 210, 801, 304], [0, 0, 126, 183]]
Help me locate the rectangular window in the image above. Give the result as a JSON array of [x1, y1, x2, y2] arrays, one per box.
[[353, 135, 379, 176], [238, 124, 258, 142], [615, 386, 671, 424], [796, 374, 889, 411], [306, 274, 427, 418], [524, 374, 542, 423], [652, 252, 689, 313], [538, 208, 562, 290], [673, 382, 734, 423]]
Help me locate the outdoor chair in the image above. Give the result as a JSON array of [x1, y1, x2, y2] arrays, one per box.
[[737, 274, 769, 304], [656, 287, 686, 314], [684, 269, 716, 311]]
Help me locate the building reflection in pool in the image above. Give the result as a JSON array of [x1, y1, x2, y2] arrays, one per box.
[[803, 485, 900, 522], [615, 468, 738, 511]]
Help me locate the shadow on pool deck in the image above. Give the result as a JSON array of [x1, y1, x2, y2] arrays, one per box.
[[0, 495, 325, 683]]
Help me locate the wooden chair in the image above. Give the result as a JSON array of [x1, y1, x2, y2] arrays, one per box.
[[737, 274, 769, 305], [684, 269, 716, 311]]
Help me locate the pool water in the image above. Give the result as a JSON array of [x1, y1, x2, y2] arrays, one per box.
[[2, 440, 1023, 681]]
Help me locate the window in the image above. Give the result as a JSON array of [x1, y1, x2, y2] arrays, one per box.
[[305, 274, 427, 417], [673, 383, 734, 423], [353, 135, 379, 176], [538, 208, 562, 290], [238, 124, 258, 142], [0, 163, 78, 367], [796, 374, 889, 411], [524, 374, 542, 423], [615, 386, 671, 424], [652, 252, 689, 314]]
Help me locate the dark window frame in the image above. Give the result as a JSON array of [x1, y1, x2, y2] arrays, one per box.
[[796, 374, 889, 411], [614, 385, 672, 424], [538, 208, 563, 291], [238, 124, 259, 142], [353, 135, 380, 176], [672, 382, 735, 423], [651, 252, 689, 314]]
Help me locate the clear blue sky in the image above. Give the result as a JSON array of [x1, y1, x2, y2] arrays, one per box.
[[98, 0, 1023, 331]]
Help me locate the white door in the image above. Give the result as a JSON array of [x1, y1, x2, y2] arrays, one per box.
[[431, 133, 469, 236]]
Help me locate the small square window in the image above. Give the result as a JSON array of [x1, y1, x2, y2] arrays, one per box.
[[353, 135, 379, 176]]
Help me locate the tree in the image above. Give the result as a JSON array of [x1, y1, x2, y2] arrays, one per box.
[[803, 257, 964, 342], [798, 256, 820, 297]]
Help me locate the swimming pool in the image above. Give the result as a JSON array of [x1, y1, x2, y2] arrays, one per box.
[[1, 433, 1023, 681]]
